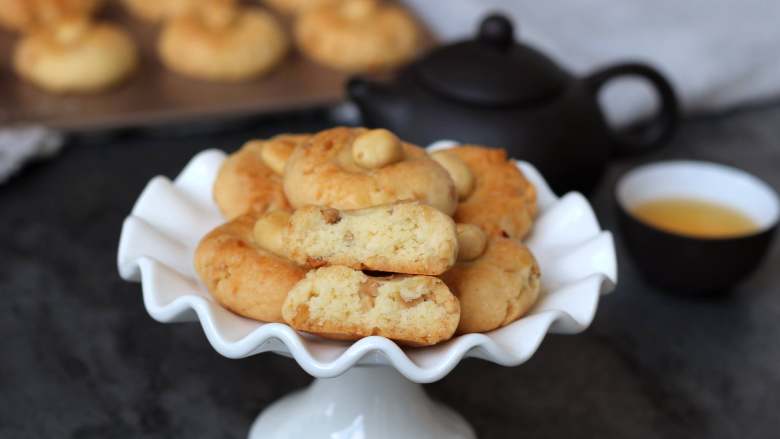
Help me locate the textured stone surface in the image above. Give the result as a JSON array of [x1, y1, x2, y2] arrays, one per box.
[[1, 106, 779, 438]]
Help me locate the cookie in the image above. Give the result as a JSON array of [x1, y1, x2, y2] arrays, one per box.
[[158, 1, 288, 82], [0, 0, 103, 32], [294, 0, 420, 72], [282, 265, 460, 346], [122, 0, 196, 22], [262, 0, 338, 15], [194, 213, 307, 323], [282, 202, 457, 275], [440, 236, 541, 334], [13, 17, 138, 93], [283, 127, 457, 215], [444, 146, 537, 239], [213, 134, 308, 219]]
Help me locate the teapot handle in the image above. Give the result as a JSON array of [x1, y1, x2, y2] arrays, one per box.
[[586, 62, 679, 157]]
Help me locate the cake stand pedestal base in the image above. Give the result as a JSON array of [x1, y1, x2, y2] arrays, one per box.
[[249, 365, 475, 439]]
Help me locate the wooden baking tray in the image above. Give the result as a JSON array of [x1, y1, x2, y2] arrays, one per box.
[[0, 2, 433, 133]]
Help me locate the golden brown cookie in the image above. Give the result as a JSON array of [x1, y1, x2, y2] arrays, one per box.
[[294, 0, 420, 72], [213, 134, 308, 219], [121, 0, 196, 22], [262, 0, 338, 15], [283, 127, 458, 215], [157, 1, 288, 82], [284, 202, 458, 275], [446, 146, 537, 239], [440, 236, 541, 334], [0, 0, 103, 32], [194, 213, 307, 323], [282, 265, 460, 346], [13, 17, 138, 93]]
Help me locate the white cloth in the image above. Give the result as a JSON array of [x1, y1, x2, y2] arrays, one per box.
[[403, 0, 780, 124], [0, 127, 63, 184]]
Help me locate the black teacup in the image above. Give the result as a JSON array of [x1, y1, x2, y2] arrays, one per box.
[[615, 161, 779, 295]]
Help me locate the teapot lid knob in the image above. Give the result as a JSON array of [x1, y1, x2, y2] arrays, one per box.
[[478, 14, 514, 50]]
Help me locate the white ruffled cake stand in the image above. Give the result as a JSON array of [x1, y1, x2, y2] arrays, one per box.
[[117, 141, 617, 438]]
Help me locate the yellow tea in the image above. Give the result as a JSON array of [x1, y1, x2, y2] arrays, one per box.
[[631, 198, 758, 238]]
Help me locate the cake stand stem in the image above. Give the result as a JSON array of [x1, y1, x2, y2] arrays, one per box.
[[248, 365, 475, 439]]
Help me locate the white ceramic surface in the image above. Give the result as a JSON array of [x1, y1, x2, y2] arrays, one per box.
[[117, 143, 617, 384], [616, 160, 780, 231], [248, 366, 475, 439]]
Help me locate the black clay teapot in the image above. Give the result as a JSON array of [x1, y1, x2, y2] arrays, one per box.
[[347, 14, 679, 194]]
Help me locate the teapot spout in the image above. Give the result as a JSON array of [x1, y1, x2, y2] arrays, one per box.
[[346, 77, 408, 130], [346, 77, 376, 102]]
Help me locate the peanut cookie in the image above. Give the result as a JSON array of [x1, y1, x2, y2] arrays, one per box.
[[440, 236, 541, 334], [194, 213, 306, 323], [283, 127, 457, 215], [0, 0, 103, 32], [445, 146, 537, 239], [213, 134, 309, 219], [122, 0, 196, 22], [262, 0, 338, 15], [294, 0, 420, 72], [284, 202, 457, 275], [13, 17, 138, 93], [282, 265, 460, 346], [158, 1, 288, 82]]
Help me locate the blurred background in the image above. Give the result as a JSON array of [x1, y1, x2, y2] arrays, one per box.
[[1, 0, 779, 438]]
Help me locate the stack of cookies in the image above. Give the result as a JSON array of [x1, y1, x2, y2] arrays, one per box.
[[3, 0, 139, 93], [1, 0, 421, 94], [195, 127, 541, 346]]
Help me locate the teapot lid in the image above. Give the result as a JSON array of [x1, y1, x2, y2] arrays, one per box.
[[414, 14, 569, 107]]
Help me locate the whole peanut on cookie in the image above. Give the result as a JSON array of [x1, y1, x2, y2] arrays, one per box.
[[253, 210, 291, 257], [352, 128, 404, 169], [456, 223, 487, 261], [431, 150, 475, 200]]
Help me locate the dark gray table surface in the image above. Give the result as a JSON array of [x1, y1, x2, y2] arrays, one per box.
[[1, 106, 779, 439]]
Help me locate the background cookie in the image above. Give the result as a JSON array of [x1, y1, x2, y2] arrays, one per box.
[[122, 0, 196, 22], [0, 0, 103, 32], [440, 236, 541, 334], [158, 2, 288, 82], [283, 127, 457, 215], [285, 202, 458, 275], [262, 0, 338, 15], [282, 265, 460, 346], [294, 0, 420, 72], [13, 18, 138, 93], [194, 213, 306, 323], [447, 146, 537, 239], [213, 135, 308, 219]]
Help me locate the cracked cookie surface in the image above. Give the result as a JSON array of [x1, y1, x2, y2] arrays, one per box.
[[282, 265, 460, 346], [285, 202, 458, 275], [448, 146, 537, 240]]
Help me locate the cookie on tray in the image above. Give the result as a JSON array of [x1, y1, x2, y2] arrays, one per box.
[[194, 213, 307, 324], [438, 146, 537, 240], [158, 0, 288, 82], [213, 134, 309, 219], [0, 0, 103, 32], [283, 127, 457, 215], [13, 17, 138, 93], [282, 201, 458, 275], [282, 265, 460, 346], [122, 0, 196, 23], [440, 235, 541, 334], [262, 0, 338, 16], [294, 0, 420, 72]]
